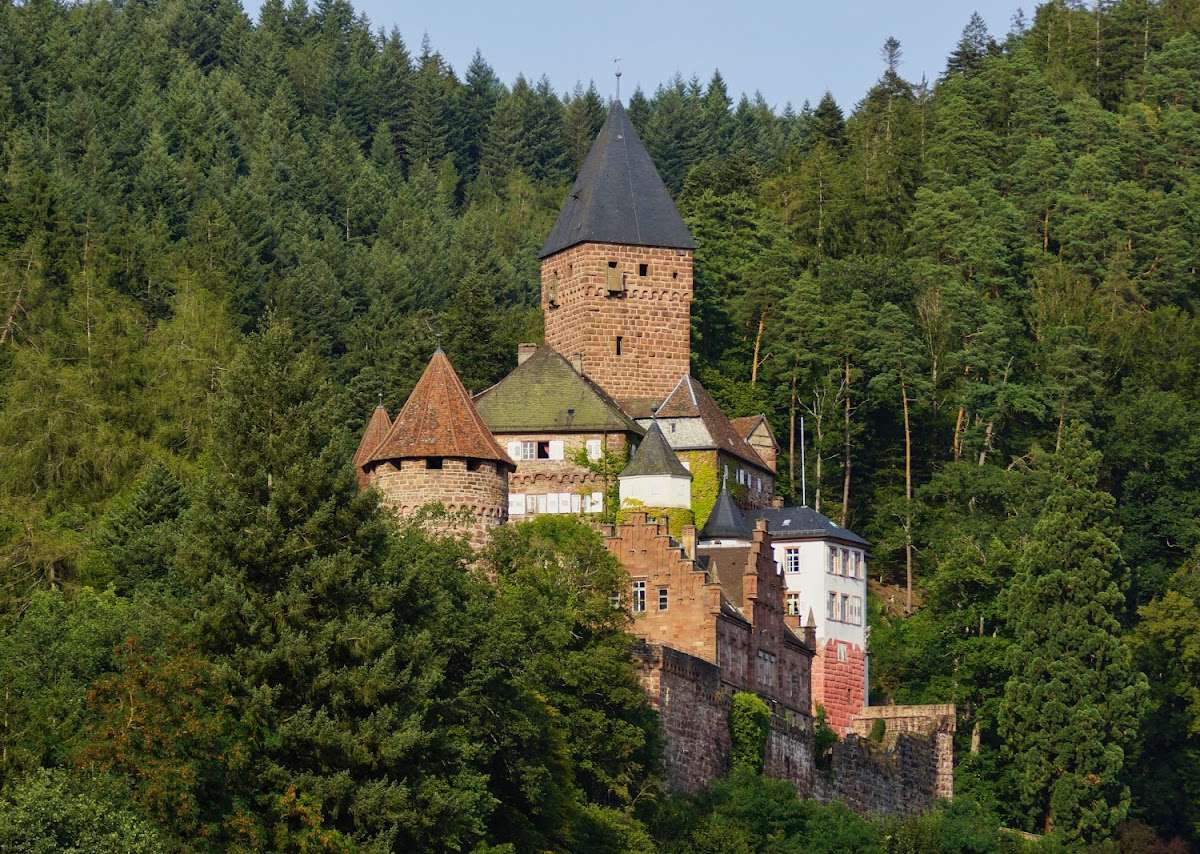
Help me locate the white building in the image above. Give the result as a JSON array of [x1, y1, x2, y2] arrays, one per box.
[[752, 505, 869, 733]]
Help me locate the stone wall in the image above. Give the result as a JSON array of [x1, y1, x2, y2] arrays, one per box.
[[369, 457, 508, 550], [500, 431, 628, 518], [541, 242, 692, 402], [849, 704, 956, 800], [635, 642, 953, 817]]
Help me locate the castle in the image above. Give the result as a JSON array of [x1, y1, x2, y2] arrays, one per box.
[[354, 101, 953, 813]]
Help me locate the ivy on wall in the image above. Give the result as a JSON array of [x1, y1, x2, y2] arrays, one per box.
[[615, 499, 695, 538], [729, 691, 772, 775]]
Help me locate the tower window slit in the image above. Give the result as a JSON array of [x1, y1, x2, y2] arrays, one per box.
[[615, 336, 623, 356]]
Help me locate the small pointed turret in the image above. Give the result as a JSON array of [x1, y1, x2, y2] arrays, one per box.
[[353, 404, 392, 489], [619, 421, 692, 510], [699, 483, 751, 542]]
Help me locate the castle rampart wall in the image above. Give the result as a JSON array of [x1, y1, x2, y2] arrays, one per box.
[[635, 642, 953, 817], [369, 457, 508, 550]]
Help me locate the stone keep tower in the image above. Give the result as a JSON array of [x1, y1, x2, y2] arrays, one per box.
[[361, 349, 515, 549], [539, 101, 696, 404]]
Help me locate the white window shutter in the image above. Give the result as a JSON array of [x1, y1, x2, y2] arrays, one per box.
[[586, 439, 601, 460], [549, 440, 565, 460], [508, 493, 524, 515], [591, 491, 604, 512], [571, 493, 582, 513], [507, 441, 521, 460]]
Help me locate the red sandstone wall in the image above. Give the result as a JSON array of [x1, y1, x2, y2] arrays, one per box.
[[541, 243, 692, 402], [813, 638, 866, 734], [369, 457, 508, 550]]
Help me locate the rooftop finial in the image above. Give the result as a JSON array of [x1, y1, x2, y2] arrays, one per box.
[[613, 57, 622, 102]]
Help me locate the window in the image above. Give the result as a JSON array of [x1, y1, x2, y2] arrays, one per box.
[[426, 457, 443, 469], [570, 493, 582, 513], [535, 493, 547, 514], [827, 591, 838, 621], [615, 336, 623, 356], [632, 580, 646, 613], [658, 587, 668, 611], [536, 441, 550, 459], [827, 547, 836, 574], [840, 593, 850, 622], [639, 263, 648, 277], [610, 591, 621, 609], [586, 491, 604, 513], [508, 440, 536, 461], [849, 595, 863, 625], [586, 439, 602, 460], [837, 643, 849, 663], [841, 548, 850, 576], [784, 548, 801, 573], [508, 493, 525, 516], [606, 261, 622, 293], [786, 592, 801, 616]]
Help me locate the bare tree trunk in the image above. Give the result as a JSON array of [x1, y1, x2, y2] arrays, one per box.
[[952, 405, 966, 461], [751, 313, 766, 385], [978, 419, 994, 467], [841, 359, 852, 527], [902, 380, 913, 615], [788, 374, 797, 496]]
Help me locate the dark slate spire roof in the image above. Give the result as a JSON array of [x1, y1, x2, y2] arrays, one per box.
[[749, 506, 868, 547], [621, 421, 692, 479], [700, 485, 752, 540], [539, 101, 696, 258], [367, 350, 514, 469]]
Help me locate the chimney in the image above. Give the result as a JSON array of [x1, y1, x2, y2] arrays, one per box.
[[680, 524, 696, 560], [571, 352, 584, 374], [517, 343, 537, 365], [771, 495, 784, 509]]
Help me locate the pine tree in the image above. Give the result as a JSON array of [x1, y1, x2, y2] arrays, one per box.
[[459, 50, 501, 181], [999, 425, 1147, 842], [564, 81, 605, 171], [87, 464, 187, 594], [811, 91, 846, 149], [945, 12, 997, 78]]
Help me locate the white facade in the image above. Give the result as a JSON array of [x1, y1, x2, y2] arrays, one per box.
[[619, 472, 691, 510], [770, 537, 868, 650]]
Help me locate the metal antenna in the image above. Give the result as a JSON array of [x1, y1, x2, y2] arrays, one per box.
[[613, 57, 622, 102], [424, 318, 442, 351]]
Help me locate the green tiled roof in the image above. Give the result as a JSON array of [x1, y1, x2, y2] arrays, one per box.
[[621, 421, 692, 478], [474, 346, 645, 435]]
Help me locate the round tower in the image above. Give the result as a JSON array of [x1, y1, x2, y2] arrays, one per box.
[[361, 349, 515, 550]]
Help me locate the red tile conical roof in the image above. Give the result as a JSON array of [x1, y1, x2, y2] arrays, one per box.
[[353, 404, 392, 488], [366, 350, 514, 468]]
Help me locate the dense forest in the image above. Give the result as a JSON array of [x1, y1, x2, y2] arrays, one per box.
[[2, 0, 1200, 849]]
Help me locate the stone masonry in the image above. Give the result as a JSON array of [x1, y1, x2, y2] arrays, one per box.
[[369, 457, 508, 551], [811, 637, 867, 734], [541, 242, 693, 403]]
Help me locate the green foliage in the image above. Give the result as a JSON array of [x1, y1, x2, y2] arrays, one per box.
[[729, 692, 772, 775], [813, 705, 838, 771], [615, 499, 696, 538], [998, 426, 1148, 843], [0, 769, 164, 853]]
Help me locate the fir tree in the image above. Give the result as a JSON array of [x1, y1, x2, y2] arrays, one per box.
[[999, 425, 1147, 843]]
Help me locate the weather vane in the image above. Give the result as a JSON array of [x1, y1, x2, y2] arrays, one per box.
[[613, 57, 622, 102]]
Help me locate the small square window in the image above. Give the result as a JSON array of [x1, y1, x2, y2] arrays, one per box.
[[638, 263, 648, 277], [426, 457, 443, 469]]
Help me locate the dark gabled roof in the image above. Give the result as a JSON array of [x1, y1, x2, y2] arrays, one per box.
[[621, 421, 692, 478], [353, 404, 392, 488], [474, 346, 644, 435], [700, 486, 752, 540], [367, 349, 514, 469], [749, 506, 868, 547], [539, 101, 696, 258], [650, 375, 771, 472]]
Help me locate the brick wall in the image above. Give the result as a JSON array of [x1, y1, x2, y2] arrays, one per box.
[[812, 638, 867, 733], [604, 512, 723, 663], [541, 242, 692, 402], [368, 457, 508, 550]]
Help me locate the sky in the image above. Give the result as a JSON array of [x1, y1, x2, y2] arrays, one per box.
[[244, 0, 1026, 112]]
